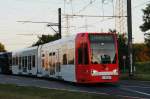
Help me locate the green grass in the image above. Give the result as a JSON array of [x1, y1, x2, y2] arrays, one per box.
[[120, 73, 150, 81], [134, 74, 150, 81], [120, 61, 150, 81], [135, 61, 150, 74], [0, 84, 117, 99]]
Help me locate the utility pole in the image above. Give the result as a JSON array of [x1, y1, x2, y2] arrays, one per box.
[[58, 8, 62, 39], [127, 0, 133, 76]]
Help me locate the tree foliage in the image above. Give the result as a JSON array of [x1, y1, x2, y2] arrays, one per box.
[[145, 33, 150, 47], [117, 34, 129, 71], [133, 43, 150, 62], [140, 4, 150, 47], [117, 35, 150, 70], [140, 4, 150, 32], [32, 34, 59, 46], [108, 29, 129, 71], [0, 42, 6, 52]]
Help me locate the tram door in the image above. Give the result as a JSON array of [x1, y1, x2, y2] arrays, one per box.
[[27, 56, 32, 74], [23, 56, 27, 73], [49, 49, 61, 78], [55, 49, 61, 78]]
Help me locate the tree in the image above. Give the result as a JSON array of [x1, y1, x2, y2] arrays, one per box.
[[108, 29, 116, 33], [140, 3, 150, 47], [32, 34, 59, 46], [0, 42, 6, 52], [117, 34, 129, 72], [108, 29, 129, 72], [133, 43, 150, 62]]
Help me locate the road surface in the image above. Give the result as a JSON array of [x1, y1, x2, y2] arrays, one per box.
[[0, 74, 150, 99]]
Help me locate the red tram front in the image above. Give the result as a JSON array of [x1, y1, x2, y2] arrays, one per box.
[[75, 33, 119, 83]]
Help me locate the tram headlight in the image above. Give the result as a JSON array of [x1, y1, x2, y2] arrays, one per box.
[[91, 70, 99, 76], [113, 69, 118, 75]]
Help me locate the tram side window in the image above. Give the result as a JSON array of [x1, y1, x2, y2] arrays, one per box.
[[49, 53, 52, 67], [42, 59, 44, 68], [22, 57, 24, 67], [51, 52, 55, 74], [16, 56, 18, 65], [28, 56, 31, 70], [19, 57, 21, 69], [14, 57, 16, 65], [12, 57, 15, 65], [18, 57, 20, 66], [25, 56, 27, 68], [78, 48, 83, 64], [83, 43, 89, 65], [49, 53, 52, 56], [53, 52, 55, 56], [77, 43, 89, 65], [42, 53, 45, 68], [32, 55, 35, 67], [9, 57, 12, 66], [63, 54, 67, 65], [68, 49, 74, 64]]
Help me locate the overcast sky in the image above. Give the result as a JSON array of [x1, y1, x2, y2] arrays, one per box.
[[0, 0, 149, 51]]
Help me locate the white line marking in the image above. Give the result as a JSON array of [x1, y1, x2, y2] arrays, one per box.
[[117, 95, 148, 99], [121, 80, 150, 83], [34, 86, 110, 95], [23, 85, 147, 99], [121, 83, 150, 87], [122, 87, 150, 96], [123, 85, 150, 89], [134, 80, 150, 83]]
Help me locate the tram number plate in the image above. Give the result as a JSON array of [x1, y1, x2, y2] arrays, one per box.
[[102, 76, 112, 80]]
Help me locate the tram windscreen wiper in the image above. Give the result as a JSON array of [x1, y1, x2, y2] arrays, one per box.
[[101, 55, 111, 64]]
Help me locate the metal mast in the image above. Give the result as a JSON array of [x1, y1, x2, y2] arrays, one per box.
[[127, 0, 133, 76], [115, 0, 127, 33]]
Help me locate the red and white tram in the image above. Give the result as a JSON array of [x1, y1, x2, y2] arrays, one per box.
[[12, 33, 119, 83]]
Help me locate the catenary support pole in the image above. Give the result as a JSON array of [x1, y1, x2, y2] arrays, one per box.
[[127, 0, 133, 76], [58, 8, 62, 39]]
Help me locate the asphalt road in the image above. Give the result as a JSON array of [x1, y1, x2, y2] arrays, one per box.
[[0, 74, 150, 99]]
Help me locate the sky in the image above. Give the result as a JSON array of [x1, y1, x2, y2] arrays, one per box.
[[0, 0, 149, 51]]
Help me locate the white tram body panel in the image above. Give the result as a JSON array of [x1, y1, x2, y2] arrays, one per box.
[[12, 46, 38, 76], [12, 36, 76, 82], [38, 36, 76, 82]]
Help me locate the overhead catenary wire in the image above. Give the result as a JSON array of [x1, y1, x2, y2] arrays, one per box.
[[70, 0, 74, 14], [76, 0, 97, 14], [62, 0, 129, 35], [63, 14, 127, 18], [133, 0, 150, 9]]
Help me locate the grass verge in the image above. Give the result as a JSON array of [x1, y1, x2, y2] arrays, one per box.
[[120, 61, 150, 81], [0, 84, 117, 99], [135, 61, 150, 74], [120, 73, 150, 81]]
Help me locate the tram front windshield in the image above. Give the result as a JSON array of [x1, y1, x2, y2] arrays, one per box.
[[89, 34, 116, 64]]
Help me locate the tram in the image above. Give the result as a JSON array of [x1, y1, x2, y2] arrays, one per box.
[[11, 33, 119, 83], [0, 52, 12, 74]]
